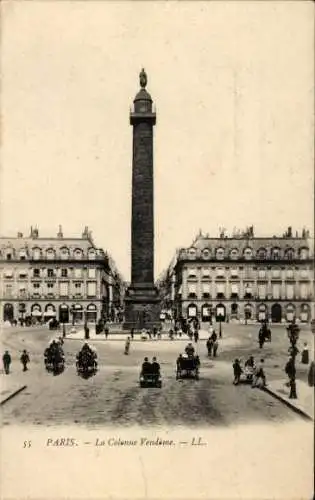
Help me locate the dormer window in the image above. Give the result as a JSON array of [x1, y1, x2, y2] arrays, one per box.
[[285, 248, 294, 260], [46, 248, 55, 260], [188, 248, 197, 258], [257, 248, 266, 260], [74, 248, 83, 260], [32, 247, 41, 260], [299, 248, 309, 260], [244, 248, 253, 260], [202, 248, 211, 259], [60, 247, 70, 260], [230, 248, 239, 260], [19, 249, 27, 260], [88, 248, 96, 260], [271, 248, 281, 260], [216, 248, 225, 260]]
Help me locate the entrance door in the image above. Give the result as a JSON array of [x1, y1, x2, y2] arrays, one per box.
[[59, 304, 69, 323], [3, 303, 14, 322], [271, 303, 282, 323]]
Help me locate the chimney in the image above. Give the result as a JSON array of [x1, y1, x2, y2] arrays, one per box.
[[57, 225, 63, 238]]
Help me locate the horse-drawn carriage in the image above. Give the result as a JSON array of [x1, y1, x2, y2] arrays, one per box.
[[176, 354, 200, 380], [76, 346, 98, 376], [44, 343, 65, 374], [139, 371, 162, 388]]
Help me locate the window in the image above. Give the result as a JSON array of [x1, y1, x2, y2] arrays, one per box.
[[6, 253, 12, 260], [286, 284, 294, 300], [216, 283, 225, 298], [47, 283, 54, 289], [87, 282, 96, 297], [74, 268, 82, 278], [300, 283, 308, 299], [187, 283, 197, 298], [60, 247, 70, 260], [33, 283, 40, 289], [61, 269, 68, 278], [244, 285, 253, 298], [271, 248, 281, 260], [286, 269, 294, 279], [285, 249, 294, 260], [19, 249, 27, 260], [258, 285, 266, 299], [74, 249, 83, 260], [271, 269, 281, 279], [244, 248, 253, 260], [32, 248, 41, 260], [230, 268, 238, 277], [19, 270, 27, 278], [257, 248, 266, 260], [47, 269, 54, 278], [5, 284, 13, 297], [33, 269, 40, 278], [75, 283, 82, 289], [300, 269, 308, 279], [187, 267, 197, 278], [4, 270, 13, 278], [216, 248, 225, 260], [88, 249, 96, 260], [258, 269, 266, 279], [201, 268, 210, 278], [46, 249, 55, 260], [299, 248, 309, 260], [231, 284, 239, 297], [88, 268, 96, 279], [272, 284, 280, 299], [188, 248, 196, 258], [230, 249, 239, 260], [59, 282, 69, 297], [202, 249, 211, 259], [216, 267, 225, 277], [202, 283, 210, 298]]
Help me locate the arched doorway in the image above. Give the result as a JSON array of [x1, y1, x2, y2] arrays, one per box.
[[44, 304, 56, 322], [59, 304, 69, 323], [230, 303, 238, 319], [18, 303, 26, 323], [285, 303, 296, 323], [201, 304, 212, 322], [300, 304, 310, 323], [3, 303, 14, 322], [244, 303, 253, 320], [71, 304, 83, 324], [257, 303, 268, 322], [86, 304, 97, 323], [31, 304, 42, 323], [215, 304, 226, 322], [271, 303, 282, 323], [187, 303, 197, 319]]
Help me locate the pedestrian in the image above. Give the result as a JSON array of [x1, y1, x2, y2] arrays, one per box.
[[2, 350, 11, 374], [20, 350, 30, 371], [157, 327, 162, 340], [193, 329, 199, 343], [104, 327, 109, 339], [252, 359, 266, 388], [213, 339, 219, 357], [233, 359, 242, 385], [206, 337, 213, 357], [301, 343, 309, 364], [124, 337, 131, 355], [130, 328, 134, 340], [84, 322, 90, 340], [153, 327, 157, 339]]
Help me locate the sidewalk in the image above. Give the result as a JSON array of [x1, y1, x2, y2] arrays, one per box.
[[0, 371, 27, 405], [263, 378, 314, 420]]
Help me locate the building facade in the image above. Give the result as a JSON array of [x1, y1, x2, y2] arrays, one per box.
[[0, 226, 123, 325], [165, 229, 314, 324]]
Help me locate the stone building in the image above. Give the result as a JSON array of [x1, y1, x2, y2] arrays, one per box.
[[164, 228, 314, 324], [0, 226, 123, 325]]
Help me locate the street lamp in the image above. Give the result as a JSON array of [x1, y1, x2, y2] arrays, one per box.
[[287, 319, 300, 399], [216, 307, 225, 338]]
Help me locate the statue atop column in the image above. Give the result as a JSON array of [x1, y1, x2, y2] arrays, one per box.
[[139, 68, 147, 88]]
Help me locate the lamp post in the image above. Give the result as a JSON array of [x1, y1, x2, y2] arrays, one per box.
[[217, 308, 224, 338], [287, 319, 299, 399]]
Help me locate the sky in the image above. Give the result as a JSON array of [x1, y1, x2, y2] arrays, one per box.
[[1, 1, 314, 281]]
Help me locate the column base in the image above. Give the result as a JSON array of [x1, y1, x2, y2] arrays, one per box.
[[123, 285, 161, 330]]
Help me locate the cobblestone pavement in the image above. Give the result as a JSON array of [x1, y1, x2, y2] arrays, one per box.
[[2, 323, 312, 427]]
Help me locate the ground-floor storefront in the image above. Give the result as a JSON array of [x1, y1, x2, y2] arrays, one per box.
[[177, 301, 314, 323], [0, 301, 104, 324]]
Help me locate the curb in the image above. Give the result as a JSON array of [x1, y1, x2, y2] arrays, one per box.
[[0, 385, 27, 405], [261, 385, 313, 421]]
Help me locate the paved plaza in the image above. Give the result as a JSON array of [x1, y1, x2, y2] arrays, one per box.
[[1, 322, 314, 427]]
